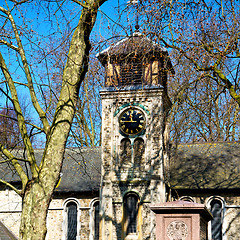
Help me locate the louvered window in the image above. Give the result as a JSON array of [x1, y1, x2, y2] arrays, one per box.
[[66, 202, 77, 240], [120, 60, 143, 85], [124, 193, 139, 234], [210, 200, 222, 240]]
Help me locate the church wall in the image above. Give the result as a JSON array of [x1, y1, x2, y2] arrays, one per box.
[[177, 192, 240, 239], [0, 188, 98, 240], [1, 187, 240, 239], [224, 207, 240, 239], [0, 188, 21, 238], [47, 202, 63, 240]]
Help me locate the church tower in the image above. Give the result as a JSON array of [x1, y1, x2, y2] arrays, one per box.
[[98, 32, 174, 240]]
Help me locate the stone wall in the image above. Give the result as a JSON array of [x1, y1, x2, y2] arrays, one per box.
[[0, 189, 98, 240], [178, 194, 240, 240], [0, 189, 21, 238], [0, 186, 240, 239], [100, 87, 170, 240]]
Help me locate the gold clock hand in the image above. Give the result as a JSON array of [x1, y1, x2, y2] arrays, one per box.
[[120, 120, 137, 123]]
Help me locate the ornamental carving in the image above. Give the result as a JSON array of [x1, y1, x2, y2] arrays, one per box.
[[167, 220, 188, 240]]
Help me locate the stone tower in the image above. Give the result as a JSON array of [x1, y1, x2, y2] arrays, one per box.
[[97, 32, 174, 240]]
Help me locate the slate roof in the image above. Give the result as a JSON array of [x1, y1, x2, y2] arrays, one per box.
[[0, 142, 240, 192], [169, 141, 240, 189], [0, 147, 101, 193], [56, 147, 101, 192], [0, 221, 17, 240]]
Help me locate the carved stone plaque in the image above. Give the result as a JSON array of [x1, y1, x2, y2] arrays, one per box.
[[167, 220, 188, 240]]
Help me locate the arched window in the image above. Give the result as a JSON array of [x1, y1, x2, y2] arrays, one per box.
[[133, 138, 145, 167], [210, 199, 223, 240], [93, 201, 100, 240], [179, 196, 195, 202], [63, 199, 80, 240], [123, 193, 139, 235], [120, 138, 132, 167], [66, 202, 78, 240], [89, 199, 100, 240]]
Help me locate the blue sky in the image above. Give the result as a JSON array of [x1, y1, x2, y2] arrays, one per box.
[[0, 0, 137, 146]]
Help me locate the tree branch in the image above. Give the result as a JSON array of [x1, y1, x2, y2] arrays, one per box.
[[0, 6, 51, 135], [0, 113, 44, 133], [0, 143, 28, 193], [0, 157, 30, 164], [0, 178, 21, 195], [0, 52, 39, 179], [0, 39, 19, 52], [71, 0, 89, 8], [160, 37, 240, 106]]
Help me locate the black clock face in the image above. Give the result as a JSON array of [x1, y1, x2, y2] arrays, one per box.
[[119, 108, 146, 136]]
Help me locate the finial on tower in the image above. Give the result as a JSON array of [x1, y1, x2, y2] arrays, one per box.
[[127, 0, 140, 33]]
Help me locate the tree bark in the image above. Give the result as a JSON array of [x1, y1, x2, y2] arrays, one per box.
[[20, 181, 49, 240]]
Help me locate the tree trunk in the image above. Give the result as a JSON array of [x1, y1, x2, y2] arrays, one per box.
[[19, 181, 51, 240]]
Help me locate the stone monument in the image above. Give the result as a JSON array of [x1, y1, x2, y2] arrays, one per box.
[[150, 201, 212, 240]]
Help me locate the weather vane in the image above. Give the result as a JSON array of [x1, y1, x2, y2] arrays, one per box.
[[127, 0, 140, 32]]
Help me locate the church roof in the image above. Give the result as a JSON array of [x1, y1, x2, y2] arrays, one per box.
[[98, 32, 166, 58], [0, 147, 101, 193], [0, 142, 239, 192], [169, 141, 240, 190], [97, 32, 174, 74], [0, 221, 17, 239], [56, 147, 101, 193]]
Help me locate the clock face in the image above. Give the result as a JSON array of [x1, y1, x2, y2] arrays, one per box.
[[119, 108, 146, 136]]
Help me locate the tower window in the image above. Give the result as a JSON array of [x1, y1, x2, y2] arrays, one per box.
[[210, 199, 223, 240], [66, 202, 78, 240], [120, 138, 132, 167], [120, 60, 143, 85], [124, 193, 139, 235], [133, 138, 145, 167]]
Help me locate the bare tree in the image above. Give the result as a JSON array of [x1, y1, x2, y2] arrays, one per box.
[[0, 107, 22, 148], [115, 0, 240, 144], [94, 0, 240, 144], [0, 0, 107, 239], [168, 50, 239, 144], [140, 0, 240, 105], [48, 54, 104, 147], [69, 57, 103, 147]]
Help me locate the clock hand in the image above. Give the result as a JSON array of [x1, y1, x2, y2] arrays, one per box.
[[120, 120, 137, 123], [129, 114, 136, 122]]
